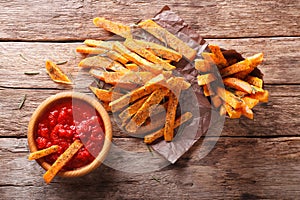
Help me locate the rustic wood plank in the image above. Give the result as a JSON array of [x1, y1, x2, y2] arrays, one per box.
[[0, 0, 299, 41], [0, 42, 82, 90], [1, 137, 300, 199], [0, 85, 299, 138], [0, 38, 299, 89]]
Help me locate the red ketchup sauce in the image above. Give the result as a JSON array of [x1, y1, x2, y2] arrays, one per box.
[[36, 99, 105, 170]]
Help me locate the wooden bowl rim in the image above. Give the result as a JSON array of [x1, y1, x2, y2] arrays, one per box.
[[27, 91, 112, 177]]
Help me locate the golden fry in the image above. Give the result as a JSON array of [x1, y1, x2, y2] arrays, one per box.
[[93, 17, 132, 38], [43, 140, 83, 184], [251, 85, 264, 94], [107, 61, 130, 72], [208, 44, 228, 67], [89, 68, 105, 81], [124, 38, 176, 70], [76, 45, 129, 64], [249, 90, 269, 102], [211, 95, 222, 108], [134, 39, 182, 62], [78, 56, 113, 69], [223, 77, 253, 94], [202, 84, 215, 96], [164, 78, 184, 142], [195, 59, 211, 73], [234, 90, 248, 98], [84, 39, 115, 50], [89, 86, 123, 102], [240, 104, 254, 119], [242, 96, 259, 109], [246, 76, 263, 88], [28, 145, 59, 160], [219, 105, 227, 116], [224, 103, 242, 119], [220, 59, 251, 77], [45, 60, 72, 85], [144, 112, 192, 144], [135, 112, 166, 135], [114, 72, 156, 87], [217, 87, 243, 109], [102, 102, 112, 112], [248, 53, 264, 68], [126, 88, 169, 133], [125, 63, 139, 71], [138, 19, 196, 61], [197, 74, 216, 86], [233, 53, 264, 79], [113, 42, 162, 74], [109, 74, 166, 112], [119, 96, 149, 124]]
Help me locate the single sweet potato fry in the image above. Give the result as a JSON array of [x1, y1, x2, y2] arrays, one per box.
[[208, 44, 228, 67], [144, 112, 192, 144], [45, 60, 72, 85], [93, 17, 132, 38], [78, 56, 113, 69], [220, 59, 251, 77], [163, 78, 185, 142], [119, 96, 149, 124], [126, 88, 169, 133], [76, 45, 129, 64], [240, 104, 254, 119], [246, 76, 263, 88], [125, 63, 139, 71], [84, 39, 115, 50], [195, 59, 211, 72], [249, 90, 269, 102], [223, 77, 253, 94], [89, 86, 123, 102], [109, 74, 166, 112], [124, 38, 176, 71], [113, 42, 162, 74], [211, 95, 222, 108], [43, 140, 83, 184], [224, 103, 242, 119], [138, 19, 196, 61], [217, 87, 243, 109], [28, 145, 59, 160], [197, 74, 216, 86], [242, 96, 259, 109], [134, 39, 182, 62], [233, 53, 264, 79]]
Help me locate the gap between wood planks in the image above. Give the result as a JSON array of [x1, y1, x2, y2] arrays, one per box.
[[1, 84, 300, 90], [0, 35, 299, 43], [3, 134, 300, 139]]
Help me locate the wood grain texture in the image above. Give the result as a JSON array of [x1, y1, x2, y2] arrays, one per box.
[[0, 37, 299, 89], [1, 137, 300, 199], [1, 1, 299, 199], [0, 85, 299, 138], [0, 0, 299, 41]]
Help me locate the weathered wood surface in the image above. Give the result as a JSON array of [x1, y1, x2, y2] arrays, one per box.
[[1, 85, 299, 138], [0, 0, 299, 41], [1, 1, 300, 199], [0, 37, 299, 89], [1, 137, 300, 199]]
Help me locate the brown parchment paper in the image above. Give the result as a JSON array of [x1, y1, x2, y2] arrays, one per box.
[[145, 6, 213, 163]]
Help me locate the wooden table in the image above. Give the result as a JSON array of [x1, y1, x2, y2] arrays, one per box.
[[0, 1, 299, 199]]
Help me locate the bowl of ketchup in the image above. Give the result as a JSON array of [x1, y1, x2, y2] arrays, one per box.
[[27, 92, 112, 178]]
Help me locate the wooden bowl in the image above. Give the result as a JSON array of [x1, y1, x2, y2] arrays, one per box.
[[27, 91, 112, 178]]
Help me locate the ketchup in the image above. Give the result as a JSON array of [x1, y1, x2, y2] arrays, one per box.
[[36, 99, 105, 170]]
